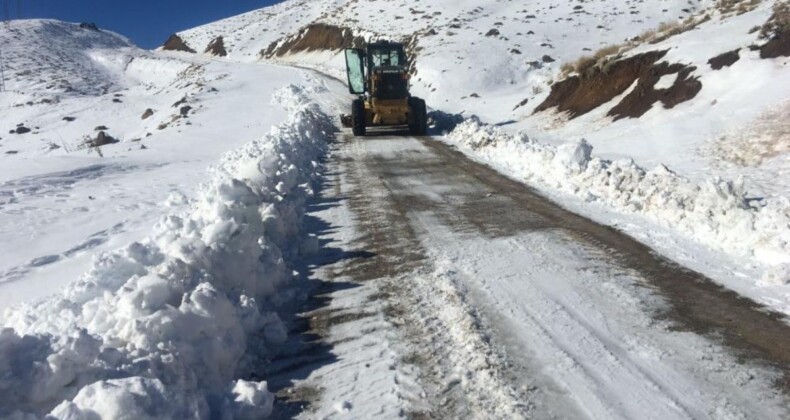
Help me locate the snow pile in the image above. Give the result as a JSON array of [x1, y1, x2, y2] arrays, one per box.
[[0, 84, 335, 418], [445, 119, 790, 266]]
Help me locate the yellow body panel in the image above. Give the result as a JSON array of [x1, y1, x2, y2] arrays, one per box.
[[365, 98, 409, 126]]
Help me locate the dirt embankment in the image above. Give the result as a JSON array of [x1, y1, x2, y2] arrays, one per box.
[[162, 34, 196, 53], [260, 23, 365, 58], [535, 50, 702, 120]]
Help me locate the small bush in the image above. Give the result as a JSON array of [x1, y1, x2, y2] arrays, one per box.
[[559, 55, 596, 77], [760, 0, 790, 39], [717, 0, 762, 15], [593, 44, 623, 61]]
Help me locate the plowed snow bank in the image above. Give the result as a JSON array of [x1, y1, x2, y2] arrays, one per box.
[[445, 120, 790, 269], [0, 84, 335, 419]]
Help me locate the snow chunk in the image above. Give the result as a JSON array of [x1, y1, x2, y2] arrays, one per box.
[[224, 380, 275, 419], [762, 264, 790, 285], [554, 139, 593, 173]]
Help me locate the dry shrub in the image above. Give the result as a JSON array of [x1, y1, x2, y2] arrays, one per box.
[[559, 54, 596, 78], [717, 0, 762, 15], [593, 44, 624, 60], [558, 18, 701, 78], [760, 0, 790, 39]]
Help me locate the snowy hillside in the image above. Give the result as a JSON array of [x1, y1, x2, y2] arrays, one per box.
[[179, 0, 717, 115], [0, 20, 136, 95], [0, 19, 307, 310], [1, 0, 789, 418]]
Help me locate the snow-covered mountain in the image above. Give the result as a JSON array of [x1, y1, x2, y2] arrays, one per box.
[[1, 0, 789, 418], [0, 20, 136, 95]]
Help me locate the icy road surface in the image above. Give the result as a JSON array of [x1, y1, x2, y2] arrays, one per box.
[[268, 131, 790, 419]]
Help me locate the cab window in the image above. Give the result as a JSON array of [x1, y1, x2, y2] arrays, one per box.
[[370, 48, 403, 67]]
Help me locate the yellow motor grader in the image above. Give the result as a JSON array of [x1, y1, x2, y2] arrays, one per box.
[[343, 41, 427, 136]]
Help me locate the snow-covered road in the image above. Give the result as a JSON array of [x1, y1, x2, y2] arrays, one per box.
[[270, 117, 790, 418]]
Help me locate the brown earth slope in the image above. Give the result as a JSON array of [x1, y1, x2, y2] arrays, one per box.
[[535, 50, 702, 120], [260, 23, 365, 58]]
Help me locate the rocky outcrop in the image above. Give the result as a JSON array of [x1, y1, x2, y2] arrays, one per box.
[[78, 22, 100, 31], [205, 36, 228, 57], [162, 34, 196, 53], [92, 131, 118, 147]]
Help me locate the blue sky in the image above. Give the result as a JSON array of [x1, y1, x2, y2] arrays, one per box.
[[5, 0, 282, 48]]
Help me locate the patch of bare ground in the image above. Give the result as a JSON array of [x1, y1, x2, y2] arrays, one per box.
[[711, 99, 790, 166], [708, 48, 741, 69], [161, 34, 196, 53], [260, 23, 365, 59], [608, 63, 701, 120], [536, 50, 702, 120], [204, 36, 227, 57]]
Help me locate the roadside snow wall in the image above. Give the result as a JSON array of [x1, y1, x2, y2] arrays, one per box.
[[444, 120, 790, 268], [0, 84, 335, 419]]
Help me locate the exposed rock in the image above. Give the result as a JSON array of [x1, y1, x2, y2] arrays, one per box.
[[205, 36, 228, 57], [94, 125, 108, 131], [708, 49, 740, 70], [62, 116, 76, 122], [179, 106, 192, 117], [261, 23, 365, 58], [162, 34, 196, 53], [542, 54, 555, 63], [172, 96, 188, 108], [141, 109, 154, 120], [92, 131, 118, 147], [513, 98, 529, 111], [485, 28, 500, 37], [79, 22, 100, 31], [14, 126, 31, 134]]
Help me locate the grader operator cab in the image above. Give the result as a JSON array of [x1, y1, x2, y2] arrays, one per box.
[[344, 41, 427, 136]]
